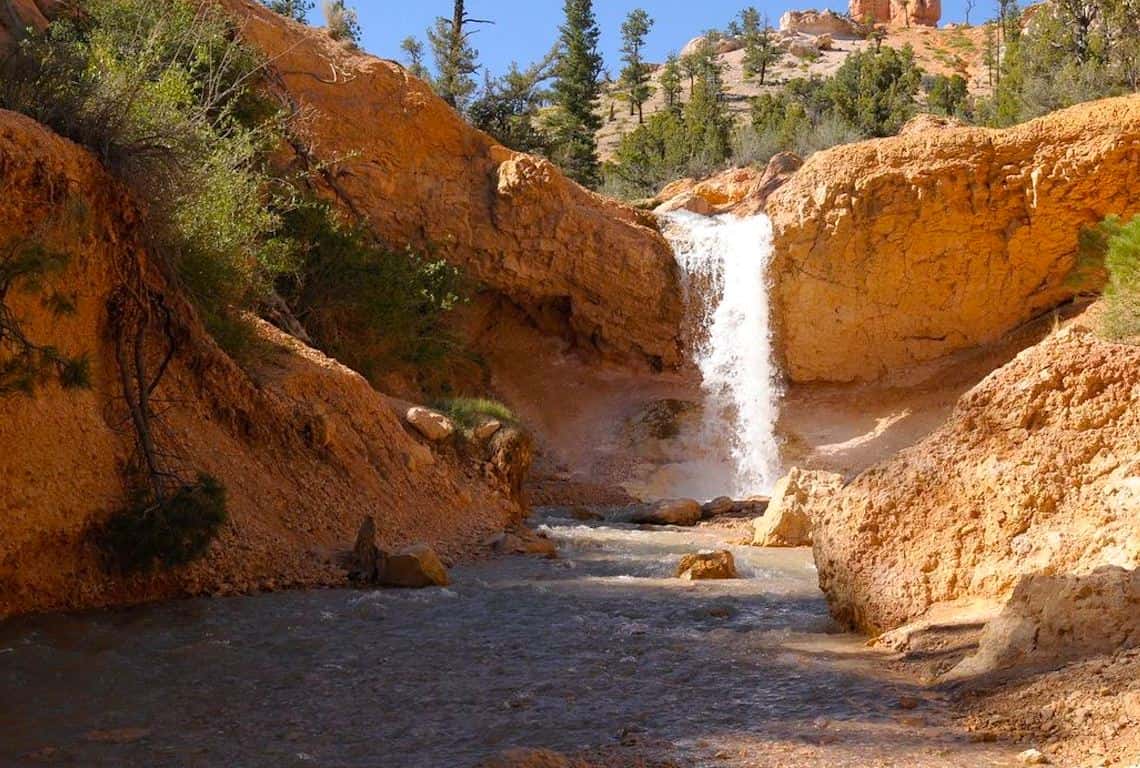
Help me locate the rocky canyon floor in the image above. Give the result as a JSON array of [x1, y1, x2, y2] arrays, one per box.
[[0, 509, 1030, 768]]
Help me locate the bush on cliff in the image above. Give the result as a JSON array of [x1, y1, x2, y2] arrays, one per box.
[[1076, 215, 1140, 341], [0, 0, 297, 357], [98, 475, 228, 574], [279, 199, 468, 378]]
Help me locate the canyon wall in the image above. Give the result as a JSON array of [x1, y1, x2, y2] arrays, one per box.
[[812, 314, 1140, 634], [0, 110, 524, 617], [768, 97, 1140, 383], [219, 0, 684, 369]]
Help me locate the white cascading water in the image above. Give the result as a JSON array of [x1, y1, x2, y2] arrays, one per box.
[[664, 211, 782, 497]]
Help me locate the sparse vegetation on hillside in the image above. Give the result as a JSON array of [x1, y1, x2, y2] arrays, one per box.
[[603, 42, 920, 198], [977, 0, 1140, 126], [321, 0, 360, 45]]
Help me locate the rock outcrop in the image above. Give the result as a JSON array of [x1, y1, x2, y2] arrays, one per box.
[[0, 110, 525, 617], [769, 97, 1140, 383], [948, 566, 1139, 680], [752, 468, 843, 547], [848, 0, 940, 27], [812, 318, 1140, 634], [654, 153, 803, 218], [217, 0, 684, 369], [779, 10, 864, 38]]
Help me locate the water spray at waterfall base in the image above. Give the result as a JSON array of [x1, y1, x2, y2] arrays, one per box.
[[664, 211, 783, 498]]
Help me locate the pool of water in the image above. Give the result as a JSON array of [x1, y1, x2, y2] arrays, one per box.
[[0, 509, 1013, 767]]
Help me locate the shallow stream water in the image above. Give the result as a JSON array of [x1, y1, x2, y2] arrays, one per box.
[[0, 510, 1014, 767]]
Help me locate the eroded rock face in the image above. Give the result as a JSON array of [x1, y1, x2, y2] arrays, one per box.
[[948, 567, 1140, 680], [654, 153, 802, 218], [812, 320, 1140, 634], [779, 10, 864, 38], [217, 0, 683, 369], [769, 97, 1140, 383], [752, 468, 843, 547], [848, 0, 940, 27]]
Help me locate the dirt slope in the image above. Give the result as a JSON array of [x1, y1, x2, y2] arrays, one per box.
[[0, 110, 525, 617]]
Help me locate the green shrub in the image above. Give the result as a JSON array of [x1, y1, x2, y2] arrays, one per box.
[[280, 199, 467, 378], [0, 0, 297, 358], [1072, 215, 1140, 340], [98, 475, 228, 574], [436, 397, 517, 429], [0, 236, 91, 395]]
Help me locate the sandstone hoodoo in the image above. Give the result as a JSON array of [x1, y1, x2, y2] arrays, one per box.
[[4, 0, 1140, 765]]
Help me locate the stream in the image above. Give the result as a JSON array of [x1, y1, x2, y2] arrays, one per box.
[[0, 509, 1014, 767]]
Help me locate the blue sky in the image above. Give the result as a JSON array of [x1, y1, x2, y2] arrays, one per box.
[[304, 1, 982, 77]]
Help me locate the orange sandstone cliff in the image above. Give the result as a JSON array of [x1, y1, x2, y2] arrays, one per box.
[[218, 0, 684, 370], [767, 97, 1140, 383], [0, 110, 527, 617]]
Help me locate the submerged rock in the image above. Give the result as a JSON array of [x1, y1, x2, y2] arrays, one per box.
[[676, 551, 738, 580], [380, 545, 450, 588], [630, 498, 703, 527], [405, 407, 455, 442], [752, 468, 843, 547], [488, 529, 559, 559]]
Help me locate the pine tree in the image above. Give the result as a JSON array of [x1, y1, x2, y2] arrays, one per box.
[[683, 34, 731, 169], [264, 0, 312, 22], [400, 37, 430, 81], [741, 9, 782, 85], [618, 8, 654, 123], [659, 53, 683, 110], [550, 0, 604, 187], [427, 0, 491, 111]]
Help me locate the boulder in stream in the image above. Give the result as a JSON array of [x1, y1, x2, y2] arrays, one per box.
[[350, 516, 387, 583], [676, 551, 738, 580], [380, 544, 451, 588], [630, 498, 703, 526], [752, 468, 843, 547]]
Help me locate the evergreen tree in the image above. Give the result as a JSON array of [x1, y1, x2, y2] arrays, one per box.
[[550, 0, 604, 187], [427, 0, 491, 111], [927, 73, 969, 116], [618, 8, 654, 123], [659, 53, 683, 110], [264, 0, 312, 22], [682, 34, 731, 169], [741, 9, 782, 85], [824, 45, 922, 136], [400, 37, 430, 81], [468, 52, 556, 155]]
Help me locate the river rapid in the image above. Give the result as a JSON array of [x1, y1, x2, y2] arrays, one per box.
[[0, 508, 1014, 768]]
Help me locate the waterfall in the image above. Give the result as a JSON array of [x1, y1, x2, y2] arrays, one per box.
[[664, 211, 783, 497]]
